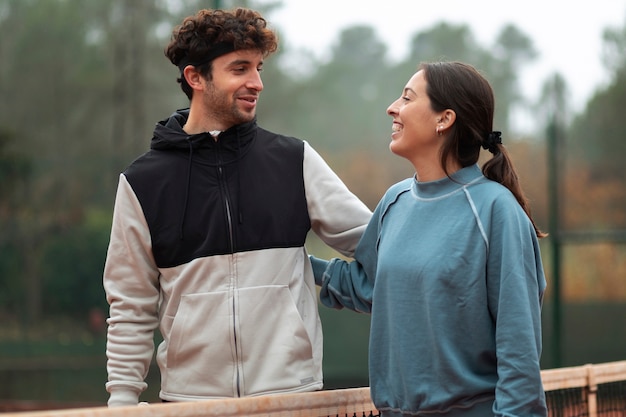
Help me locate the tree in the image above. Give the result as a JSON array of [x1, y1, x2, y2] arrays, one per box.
[[0, 128, 31, 314], [0, 0, 105, 321], [407, 22, 482, 63], [487, 24, 538, 132], [568, 15, 626, 187], [270, 24, 394, 153], [601, 14, 626, 78], [0, 0, 179, 320]]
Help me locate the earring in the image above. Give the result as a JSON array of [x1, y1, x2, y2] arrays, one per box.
[[436, 125, 443, 136]]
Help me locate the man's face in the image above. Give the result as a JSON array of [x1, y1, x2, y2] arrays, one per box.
[[201, 49, 264, 131]]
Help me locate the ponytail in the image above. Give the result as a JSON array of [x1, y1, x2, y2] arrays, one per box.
[[482, 141, 547, 239]]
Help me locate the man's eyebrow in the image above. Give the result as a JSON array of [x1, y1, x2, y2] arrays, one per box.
[[227, 59, 263, 67]]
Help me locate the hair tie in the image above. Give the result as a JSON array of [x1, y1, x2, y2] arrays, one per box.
[[482, 131, 502, 153]]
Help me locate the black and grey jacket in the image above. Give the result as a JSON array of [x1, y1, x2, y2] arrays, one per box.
[[103, 110, 372, 405]]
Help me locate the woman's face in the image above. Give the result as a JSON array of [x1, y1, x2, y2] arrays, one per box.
[[386, 70, 443, 162]]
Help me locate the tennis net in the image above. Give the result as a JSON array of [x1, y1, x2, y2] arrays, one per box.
[[542, 360, 626, 417], [2, 360, 625, 417]]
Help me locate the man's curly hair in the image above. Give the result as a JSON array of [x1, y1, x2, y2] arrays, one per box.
[[165, 8, 278, 99]]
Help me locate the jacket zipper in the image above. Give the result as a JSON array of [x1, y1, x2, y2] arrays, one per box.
[[216, 149, 241, 397]]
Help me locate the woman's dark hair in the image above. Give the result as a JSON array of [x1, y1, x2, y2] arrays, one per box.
[[421, 61, 546, 238], [165, 8, 278, 100]]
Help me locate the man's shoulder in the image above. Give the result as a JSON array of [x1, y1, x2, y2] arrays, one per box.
[[254, 126, 306, 153], [122, 149, 174, 184], [256, 126, 303, 143]]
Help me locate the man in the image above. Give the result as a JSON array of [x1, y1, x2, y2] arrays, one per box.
[[103, 7, 371, 406]]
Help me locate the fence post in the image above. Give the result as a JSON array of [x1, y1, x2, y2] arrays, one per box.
[[585, 363, 598, 417], [546, 116, 563, 368]]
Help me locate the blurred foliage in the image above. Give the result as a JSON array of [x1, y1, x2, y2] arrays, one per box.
[[40, 209, 111, 315], [0, 0, 624, 342]]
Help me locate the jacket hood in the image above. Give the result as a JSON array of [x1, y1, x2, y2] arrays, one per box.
[[150, 108, 257, 237], [151, 108, 257, 156]]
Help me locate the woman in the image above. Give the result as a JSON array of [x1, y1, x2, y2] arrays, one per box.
[[310, 61, 548, 416]]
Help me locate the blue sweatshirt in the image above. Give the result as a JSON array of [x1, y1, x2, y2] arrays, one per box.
[[311, 164, 547, 417]]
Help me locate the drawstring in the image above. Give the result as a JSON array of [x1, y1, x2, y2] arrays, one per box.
[[178, 128, 244, 239], [179, 137, 193, 240]]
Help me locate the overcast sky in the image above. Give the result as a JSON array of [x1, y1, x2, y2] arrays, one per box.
[[262, 0, 626, 116]]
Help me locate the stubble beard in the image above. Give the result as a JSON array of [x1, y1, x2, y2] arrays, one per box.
[[204, 84, 256, 128]]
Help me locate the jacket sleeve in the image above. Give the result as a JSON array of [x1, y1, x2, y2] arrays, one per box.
[[103, 174, 160, 407], [303, 141, 372, 257], [486, 197, 548, 416]]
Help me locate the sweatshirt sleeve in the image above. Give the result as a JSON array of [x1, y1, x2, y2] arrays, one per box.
[[486, 196, 548, 416], [314, 196, 385, 313], [316, 256, 374, 314], [303, 141, 372, 257], [103, 174, 161, 407]]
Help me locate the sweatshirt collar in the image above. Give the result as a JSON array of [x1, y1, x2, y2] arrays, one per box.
[[411, 164, 483, 199]]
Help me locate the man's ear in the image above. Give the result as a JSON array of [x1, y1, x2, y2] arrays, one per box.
[[183, 65, 204, 92]]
